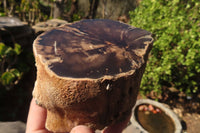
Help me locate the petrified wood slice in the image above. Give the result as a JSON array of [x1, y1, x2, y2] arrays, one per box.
[[32, 19, 153, 132]]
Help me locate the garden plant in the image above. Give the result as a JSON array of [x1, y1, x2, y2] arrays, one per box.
[[130, 0, 200, 99]]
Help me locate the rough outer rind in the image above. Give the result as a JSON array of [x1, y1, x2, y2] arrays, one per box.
[[33, 56, 146, 132], [32, 19, 153, 132]]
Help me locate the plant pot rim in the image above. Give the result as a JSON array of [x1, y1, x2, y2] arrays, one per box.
[[131, 99, 182, 133]]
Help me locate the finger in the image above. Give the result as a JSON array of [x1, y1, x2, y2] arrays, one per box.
[[70, 125, 95, 133], [26, 98, 49, 133], [102, 115, 131, 133]]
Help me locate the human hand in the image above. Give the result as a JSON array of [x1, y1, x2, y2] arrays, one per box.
[[26, 98, 49, 133], [26, 98, 130, 133]]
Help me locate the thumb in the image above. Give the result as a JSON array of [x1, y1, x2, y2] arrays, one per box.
[[70, 125, 95, 133]]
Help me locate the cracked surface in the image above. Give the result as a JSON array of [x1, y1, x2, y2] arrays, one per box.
[[33, 19, 153, 78]]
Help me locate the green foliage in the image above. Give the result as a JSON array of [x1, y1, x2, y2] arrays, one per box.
[[20, 0, 40, 12], [0, 12, 5, 16], [0, 42, 26, 90], [72, 12, 84, 22], [129, 0, 200, 97], [0, 42, 33, 121], [0, 0, 49, 24]]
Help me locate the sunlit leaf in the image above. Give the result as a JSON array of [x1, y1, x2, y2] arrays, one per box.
[[0, 43, 6, 57], [14, 43, 22, 55], [1, 71, 15, 86]]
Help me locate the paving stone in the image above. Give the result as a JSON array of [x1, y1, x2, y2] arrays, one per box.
[[0, 121, 26, 133]]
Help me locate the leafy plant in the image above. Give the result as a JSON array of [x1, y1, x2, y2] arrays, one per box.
[[0, 42, 26, 90], [129, 0, 200, 97]]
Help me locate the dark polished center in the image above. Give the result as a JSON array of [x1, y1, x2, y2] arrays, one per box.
[[35, 19, 152, 78]]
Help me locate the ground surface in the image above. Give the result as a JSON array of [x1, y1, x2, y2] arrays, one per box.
[[172, 105, 200, 133]]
